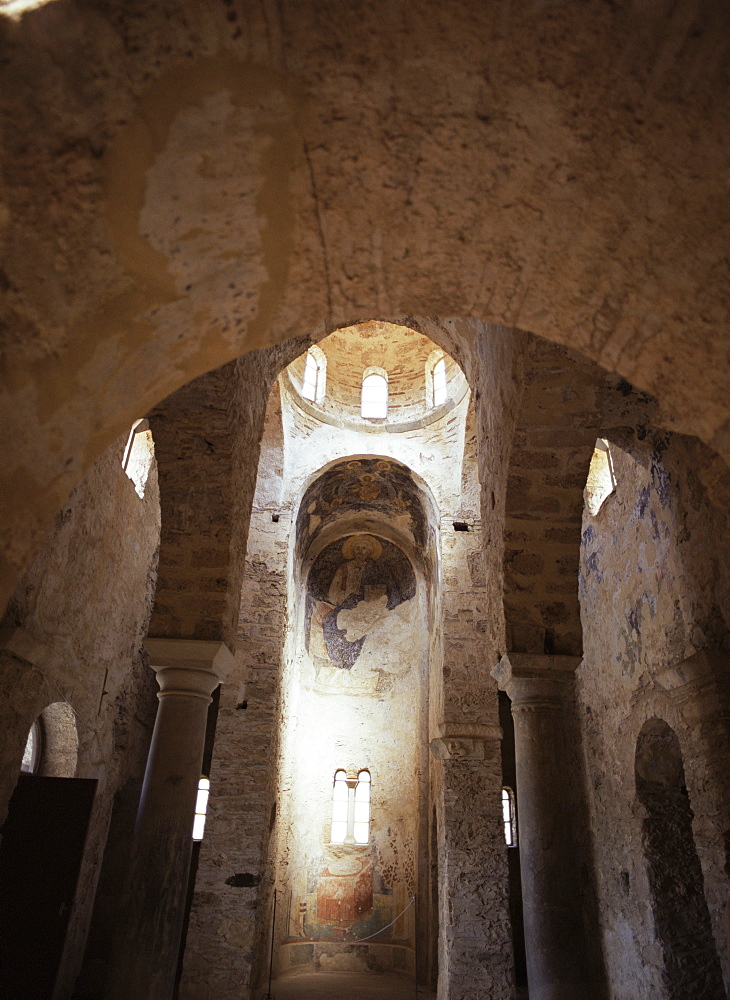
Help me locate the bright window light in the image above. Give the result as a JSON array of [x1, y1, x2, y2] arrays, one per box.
[[0, 0, 58, 18], [302, 352, 319, 400], [20, 719, 41, 774], [330, 770, 349, 844], [353, 770, 371, 844], [361, 372, 388, 419], [122, 419, 154, 499], [192, 776, 210, 841], [301, 347, 326, 403], [502, 787, 517, 847], [432, 357, 448, 407], [585, 438, 617, 516]]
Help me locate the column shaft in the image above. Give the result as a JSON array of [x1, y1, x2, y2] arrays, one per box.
[[107, 640, 232, 1000], [493, 654, 590, 1000], [512, 698, 587, 1000]]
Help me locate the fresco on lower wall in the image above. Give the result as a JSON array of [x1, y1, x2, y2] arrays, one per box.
[[284, 848, 415, 949], [305, 534, 417, 693]]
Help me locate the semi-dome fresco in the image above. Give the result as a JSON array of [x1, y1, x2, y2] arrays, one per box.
[[305, 533, 417, 683]]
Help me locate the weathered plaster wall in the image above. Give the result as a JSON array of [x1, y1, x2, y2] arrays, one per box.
[[0, 432, 160, 998], [273, 532, 428, 979], [1, 0, 728, 613], [577, 431, 730, 999]]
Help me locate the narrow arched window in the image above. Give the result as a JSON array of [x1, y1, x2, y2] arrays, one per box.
[[585, 438, 616, 515], [426, 350, 449, 408], [353, 770, 371, 844], [301, 346, 326, 403], [122, 418, 155, 499], [20, 719, 42, 774], [192, 776, 210, 841], [330, 769, 349, 844], [361, 369, 388, 419], [432, 357, 447, 406], [502, 787, 517, 847]]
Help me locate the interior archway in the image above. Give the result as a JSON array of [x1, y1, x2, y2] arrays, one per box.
[[635, 719, 726, 1000]]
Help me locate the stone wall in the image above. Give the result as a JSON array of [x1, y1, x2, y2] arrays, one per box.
[[1, 0, 728, 615], [505, 336, 657, 657], [179, 384, 289, 1000], [0, 432, 160, 998], [149, 341, 304, 649], [577, 430, 730, 999]]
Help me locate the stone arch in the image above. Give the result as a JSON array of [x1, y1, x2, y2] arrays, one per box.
[[2, 0, 728, 614], [635, 718, 726, 1000], [34, 701, 79, 778]]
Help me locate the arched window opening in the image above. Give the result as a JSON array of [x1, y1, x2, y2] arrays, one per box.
[[0, 0, 57, 18], [20, 719, 42, 774], [330, 769, 371, 844], [432, 358, 448, 406], [361, 368, 388, 419], [122, 418, 155, 499], [426, 351, 449, 408], [585, 438, 616, 515], [192, 777, 211, 841], [301, 346, 327, 404], [353, 770, 371, 844], [502, 787, 517, 847], [330, 769, 349, 844], [22, 702, 78, 778], [635, 719, 725, 999]]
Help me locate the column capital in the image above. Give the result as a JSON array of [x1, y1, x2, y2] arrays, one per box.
[[491, 653, 580, 709], [430, 720, 502, 759], [144, 638, 235, 702]]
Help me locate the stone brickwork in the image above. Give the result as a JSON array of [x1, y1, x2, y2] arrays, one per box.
[[505, 337, 657, 657], [179, 391, 290, 999], [149, 340, 304, 647], [0, 433, 161, 998]]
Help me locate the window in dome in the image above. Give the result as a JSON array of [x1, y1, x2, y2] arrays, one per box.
[[361, 368, 388, 419], [301, 346, 326, 404], [426, 350, 449, 408]]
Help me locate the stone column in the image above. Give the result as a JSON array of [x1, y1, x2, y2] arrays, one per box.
[[492, 653, 588, 1000], [430, 722, 513, 1000], [107, 639, 234, 1000]]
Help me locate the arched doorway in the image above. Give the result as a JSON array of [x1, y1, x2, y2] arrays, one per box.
[[635, 719, 726, 1000]]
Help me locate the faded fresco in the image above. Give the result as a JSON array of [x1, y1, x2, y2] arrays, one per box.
[[305, 534, 417, 693], [285, 848, 414, 949], [296, 458, 427, 558]]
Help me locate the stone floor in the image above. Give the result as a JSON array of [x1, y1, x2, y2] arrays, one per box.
[[268, 971, 436, 999]]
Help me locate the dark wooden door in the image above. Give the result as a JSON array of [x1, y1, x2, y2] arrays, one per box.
[[0, 774, 97, 1000]]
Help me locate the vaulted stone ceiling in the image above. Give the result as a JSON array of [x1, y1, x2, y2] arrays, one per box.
[[0, 0, 728, 604]]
